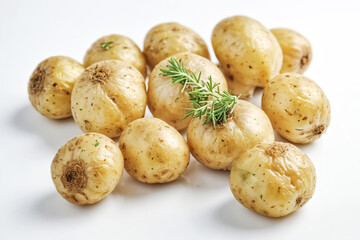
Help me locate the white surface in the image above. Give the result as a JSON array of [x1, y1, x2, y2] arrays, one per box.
[[1, 0, 359, 239]]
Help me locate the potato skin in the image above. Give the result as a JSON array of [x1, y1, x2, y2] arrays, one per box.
[[51, 133, 124, 205], [212, 16, 282, 87], [83, 35, 147, 77], [262, 73, 331, 143], [187, 100, 274, 170], [28, 56, 84, 119], [119, 118, 190, 183], [144, 22, 210, 69], [219, 65, 256, 99], [71, 60, 146, 138], [148, 52, 228, 131], [271, 28, 312, 74], [230, 141, 316, 217]]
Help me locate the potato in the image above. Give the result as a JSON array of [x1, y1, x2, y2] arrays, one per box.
[[83, 35, 147, 77], [28, 56, 84, 119], [51, 133, 124, 205], [187, 100, 274, 170], [219, 65, 256, 99], [230, 141, 316, 217], [71, 60, 146, 138], [144, 22, 210, 69], [119, 118, 190, 183], [148, 52, 228, 131], [262, 73, 331, 144], [212, 16, 283, 88], [271, 28, 312, 74]]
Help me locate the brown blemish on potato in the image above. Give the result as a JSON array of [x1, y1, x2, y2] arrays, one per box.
[[90, 65, 110, 84], [314, 124, 325, 135], [296, 197, 303, 205], [29, 67, 46, 95], [61, 160, 87, 192], [265, 143, 287, 157], [300, 55, 308, 67]]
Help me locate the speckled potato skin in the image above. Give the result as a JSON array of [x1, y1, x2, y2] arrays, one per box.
[[144, 22, 210, 69], [271, 28, 312, 74], [212, 16, 283, 87], [51, 133, 124, 205], [83, 35, 147, 78], [230, 141, 316, 217], [28, 56, 84, 119], [71, 60, 146, 138], [119, 118, 190, 183], [187, 100, 274, 170], [219, 65, 256, 99], [148, 52, 228, 131], [262, 73, 331, 144]]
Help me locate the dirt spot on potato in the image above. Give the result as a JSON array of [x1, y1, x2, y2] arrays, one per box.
[[61, 160, 87, 192], [29, 67, 46, 95]]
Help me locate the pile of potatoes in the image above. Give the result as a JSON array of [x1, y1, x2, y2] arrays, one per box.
[[28, 15, 330, 218]]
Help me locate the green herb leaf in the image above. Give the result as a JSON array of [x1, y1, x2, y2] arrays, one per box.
[[260, 195, 263, 199], [160, 58, 240, 129], [101, 41, 113, 50], [295, 129, 304, 131], [95, 141, 99, 147]]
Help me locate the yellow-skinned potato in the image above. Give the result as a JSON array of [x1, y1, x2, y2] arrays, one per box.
[[84, 35, 147, 77], [271, 28, 312, 74], [148, 52, 228, 131], [262, 73, 331, 144], [230, 141, 316, 217], [71, 60, 146, 138], [219, 65, 256, 99], [119, 118, 190, 183], [51, 133, 124, 205], [212, 16, 282, 88], [187, 100, 274, 170], [144, 22, 210, 69], [28, 56, 84, 119]]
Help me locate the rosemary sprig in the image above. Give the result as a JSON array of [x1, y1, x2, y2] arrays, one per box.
[[160, 57, 240, 129]]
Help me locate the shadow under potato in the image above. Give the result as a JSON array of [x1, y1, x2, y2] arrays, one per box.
[[11, 105, 82, 150], [215, 198, 301, 230]]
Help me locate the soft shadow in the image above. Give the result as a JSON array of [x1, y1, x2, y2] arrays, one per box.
[[34, 192, 101, 219], [181, 159, 229, 189], [248, 87, 263, 108], [215, 198, 300, 230], [11, 105, 82, 149]]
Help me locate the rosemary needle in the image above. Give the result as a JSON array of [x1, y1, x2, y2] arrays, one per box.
[[160, 57, 240, 129]]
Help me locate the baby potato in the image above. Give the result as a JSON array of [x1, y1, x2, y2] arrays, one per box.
[[230, 141, 316, 217], [71, 60, 146, 138], [262, 73, 331, 144], [51, 133, 124, 205], [119, 118, 190, 183], [28, 56, 84, 119], [212, 16, 283, 88], [148, 52, 228, 131], [219, 65, 256, 99], [187, 100, 274, 170], [271, 28, 312, 74], [144, 22, 210, 69], [83, 35, 147, 77]]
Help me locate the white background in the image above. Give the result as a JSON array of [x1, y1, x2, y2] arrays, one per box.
[[1, 0, 359, 239]]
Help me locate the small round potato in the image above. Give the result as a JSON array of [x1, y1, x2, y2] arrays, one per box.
[[271, 28, 312, 74], [144, 22, 210, 69], [148, 52, 228, 131], [219, 65, 256, 99], [28, 56, 84, 119], [51, 133, 124, 205], [71, 60, 146, 138], [187, 100, 274, 170], [212, 16, 283, 88], [83, 35, 147, 77], [230, 141, 316, 217], [262, 73, 331, 144], [119, 118, 190, 183]]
